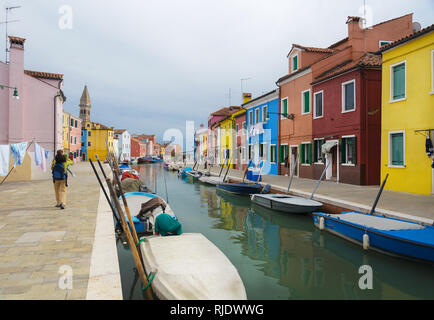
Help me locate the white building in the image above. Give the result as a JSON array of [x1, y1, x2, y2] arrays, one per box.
[[114, 130, 131, 161]]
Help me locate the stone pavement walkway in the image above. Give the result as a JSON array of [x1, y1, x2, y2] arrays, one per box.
[[0, 162, 122, 300], [201, 165, 434, 224]]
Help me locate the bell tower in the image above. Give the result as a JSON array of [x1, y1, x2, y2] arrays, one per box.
[[79, 85, 91, 122]]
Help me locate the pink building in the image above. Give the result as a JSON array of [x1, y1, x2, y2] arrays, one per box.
[[68, 113, 82, 163], [0, 36, 65, 181]]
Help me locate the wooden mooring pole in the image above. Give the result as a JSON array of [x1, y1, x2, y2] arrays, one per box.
[[105, 176, 154, 300]]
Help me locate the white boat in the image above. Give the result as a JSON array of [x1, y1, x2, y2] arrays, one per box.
[[251, 194, 323, 214], [139, 233, 247, 300]]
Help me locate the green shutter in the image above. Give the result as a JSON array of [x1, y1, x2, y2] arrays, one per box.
[[393, 64, 405, 99], [352, 137, 357, 164], [293, 56, 298, 70], [283, 99, 288, 117], [279, 145, 283, 163], [341, 139, 346, 164], [391, 133, 404, 165], [301, 144, 305, 164], [304, 91, 310, 113], [308, 143, 312, 164]]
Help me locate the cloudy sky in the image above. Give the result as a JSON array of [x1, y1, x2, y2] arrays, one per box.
[[1, 0, 433, 143]]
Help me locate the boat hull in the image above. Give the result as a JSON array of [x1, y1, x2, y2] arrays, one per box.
[[216, 182, 262, 195], [199, 176, 224, 185], [313, 212, 434, 263], [251, 194, 323, 214]]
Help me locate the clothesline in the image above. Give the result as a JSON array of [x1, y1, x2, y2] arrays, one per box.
[[0, 140, 53, 186]]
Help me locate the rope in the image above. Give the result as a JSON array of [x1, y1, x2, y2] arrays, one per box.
[[142, 272, 156, 292], [136, 238, 147, 247]]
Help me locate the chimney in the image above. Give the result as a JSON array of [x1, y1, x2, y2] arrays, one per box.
[[242, 93, 252, 104], [346, 16, 365, 60], [8, 36, 26, 144]]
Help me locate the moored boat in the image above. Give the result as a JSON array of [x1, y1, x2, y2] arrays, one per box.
[[313, 211, 434, 263], [120, 192, 176, 233], [139, 233, 247, 299], [251, 194, 323, 214], [216, 182, 263, 195]]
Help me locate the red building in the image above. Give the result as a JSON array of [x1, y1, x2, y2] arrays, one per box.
[[311, 54, 382, 185], [130, 137, 146, 158], [308, 14, 414, 185]]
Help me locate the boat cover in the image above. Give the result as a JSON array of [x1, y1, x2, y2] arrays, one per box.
[[326, 212, 426, 231], [140, 233, 247, 300]]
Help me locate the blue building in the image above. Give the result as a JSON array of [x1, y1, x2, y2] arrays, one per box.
[[243, 89, 280, 175], [81, 129, 87, 161]]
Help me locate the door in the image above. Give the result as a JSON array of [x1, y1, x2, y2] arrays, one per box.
[[332, 146, 337, 179]]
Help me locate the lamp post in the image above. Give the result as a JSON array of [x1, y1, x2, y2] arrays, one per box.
[[0, 84, 19, 99]]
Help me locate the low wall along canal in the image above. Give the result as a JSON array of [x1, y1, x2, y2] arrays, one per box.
[[116, 164, 434, 300]]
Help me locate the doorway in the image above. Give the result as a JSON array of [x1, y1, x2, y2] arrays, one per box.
[[325, 140, 339, 182]]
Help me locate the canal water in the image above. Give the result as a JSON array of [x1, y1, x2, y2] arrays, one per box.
[[116, 164, 434, 300]]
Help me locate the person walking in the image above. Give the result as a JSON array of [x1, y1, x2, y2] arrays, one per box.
[[52, 150, 73, 210]]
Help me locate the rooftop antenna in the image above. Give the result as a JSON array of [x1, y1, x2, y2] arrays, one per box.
[[0, 5, 21, 63]]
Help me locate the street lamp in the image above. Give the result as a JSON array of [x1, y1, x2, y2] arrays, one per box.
[[0, 84, 19, 100]]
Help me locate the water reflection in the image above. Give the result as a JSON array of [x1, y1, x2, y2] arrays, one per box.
[[117, 165, 434, 300]]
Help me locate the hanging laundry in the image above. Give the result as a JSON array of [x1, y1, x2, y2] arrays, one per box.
[[0, 145, 10, 176], [40, 145, 46, 172], [34, 142, 42, 167], [426, 133, 434, 157], [10, 142, 28, 167], [44, 150, 50, 159]]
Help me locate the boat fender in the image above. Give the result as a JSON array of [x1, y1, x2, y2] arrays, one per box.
[[319, 217, 325, 231], [363, 233, 369, 250], [260, 184, 271, 194]]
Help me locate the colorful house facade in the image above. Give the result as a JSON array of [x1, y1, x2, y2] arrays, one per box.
[[234, 110, 247, 171], [0, 36, 65, 181], [131, 137, 146, 159], [380, 24, 434, 195], [244, 89, 280, 175], [114, 129, 131, 161], [82, 121, 114, 161], [63, 112, 82, 163]]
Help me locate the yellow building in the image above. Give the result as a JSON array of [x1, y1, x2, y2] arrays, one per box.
[[62, 112, 70, 154], [82, 121, 114, 162], [218, 108, 246, 168], [380, 25, 434, 195]]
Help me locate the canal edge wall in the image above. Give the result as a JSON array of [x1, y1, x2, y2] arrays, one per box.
[[86, 169, 123, 300]]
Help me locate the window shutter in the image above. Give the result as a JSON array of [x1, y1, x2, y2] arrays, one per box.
[[301, 144, 305, 164], [393, 64, 405, 99], [279, 145, 283, 163], [340, 139, 346, 163], [308, 143, 312, 164], [352, 137, 357, 165], [283, 99, 288, 117], [304, 91, 310, 113]]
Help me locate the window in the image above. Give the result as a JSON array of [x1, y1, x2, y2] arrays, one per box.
[[88, 142, 91, 147], [302, 90, 311, 114], [75, 120, 78, 128], [88, 131, 92, 137], [259, 144, 264, 158], [255, 109, 260, 124], [300, 143, 312, 165], [313, 91, 323, 118], [391, 62, 406, 101], [342, 79, 356, 112], [70, 136, 72, 143], [248, 145, 252, 160], [281, 98, 288, 119], [379, 40, 392, 48], [249, 110, 253, 126], [279, 145, 289, 163], [81, 142, 84, 147], [236, 124, 239, 134], [341, 136, 357, 165], [70, 119, 74, 126], [389, 131, 405, 167], [262, 106, 268, 122], [261, 143, 267, 160], [74, 137, 77, 144], [313, 139, 325, 163], [270, 145, 277, 163], [292, 54, 298, 72]]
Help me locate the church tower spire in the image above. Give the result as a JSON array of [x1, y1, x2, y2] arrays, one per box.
[[79, 85, 91, 122]]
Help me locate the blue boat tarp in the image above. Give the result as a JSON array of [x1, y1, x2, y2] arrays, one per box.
[[313, 211, 434, 262]]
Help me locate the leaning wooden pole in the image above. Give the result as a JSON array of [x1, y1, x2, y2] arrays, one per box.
[[97, 155, 141, 249], [105, 177, 154, 300]]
